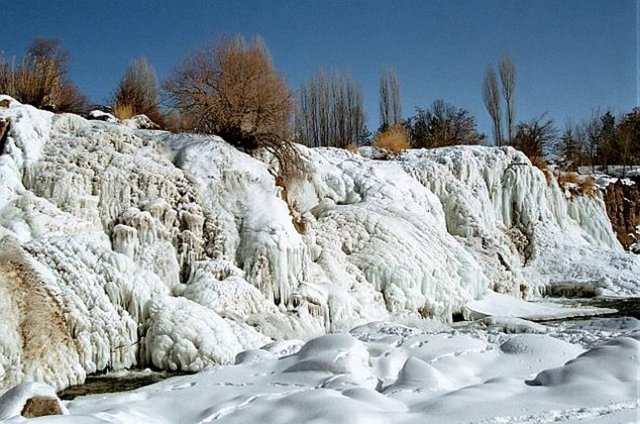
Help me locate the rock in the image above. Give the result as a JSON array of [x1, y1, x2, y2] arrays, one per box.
[[0, 382, 65, 420], [123, 114, 161, 130], [0, 117, 10, 154], [603, 177, 640, 250], [21, 396, 63, 418], [0, 99, 10, 108], [87, 109, 118, 123]]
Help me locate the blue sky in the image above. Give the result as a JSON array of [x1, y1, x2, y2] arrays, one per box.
[[1, 0, 637, 138]]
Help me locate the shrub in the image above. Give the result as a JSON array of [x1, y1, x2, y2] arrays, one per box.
[[529, 155, 548, 170], [374, 124, 410, 155], [111, 57, 163, 126], [113, 102, 135, 121], [557, 172, 598, 197], [512, 114, 556, 159], [345, 143, 359, 154], [164, 34, 300, 180], [407, 99, 485, 148]]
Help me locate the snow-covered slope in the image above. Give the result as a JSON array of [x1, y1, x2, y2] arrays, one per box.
[[0, 96, 638, 391]]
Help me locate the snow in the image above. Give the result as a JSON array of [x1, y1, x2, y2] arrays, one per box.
[[0, 96, 639, 420], [578, 165, 640, 179], [464, 292, 616, 321], [398, 147, 636, 296], [0, 382, 65, 420], [0, 323, 636, 423], [87, 110, 117, 123]]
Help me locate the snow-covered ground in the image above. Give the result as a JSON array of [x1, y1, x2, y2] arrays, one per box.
[[1, 316, 638, 423], [0, 96, 639, 421]]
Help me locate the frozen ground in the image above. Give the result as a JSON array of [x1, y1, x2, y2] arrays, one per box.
[[1, 315, 638, 423]]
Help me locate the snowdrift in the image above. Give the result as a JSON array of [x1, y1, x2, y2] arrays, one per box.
[[0, 96, 638, 390], [1, 320, 637, 423]]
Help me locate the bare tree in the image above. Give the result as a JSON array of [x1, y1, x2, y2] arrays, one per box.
[[499, 55, 516, 144], [408, 99, 485, 148], [558, 126, 582, 171], [512, 114, 556, 160], [483, 64, 503, 146], [379, 66, 401, 130], [580, 111, 603, 173], [295, 68, 365, 148], [164, 35, 298, 178], [618, 108, 640, 176], [111, 57, 162, 124], [26, 38, 70, 75], [0, 38, 88, 113]]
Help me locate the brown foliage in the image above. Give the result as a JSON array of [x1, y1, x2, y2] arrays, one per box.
[[345, 143, 359, 154], [275, 175, 307, 234], [499, 55, 516, 143], [111, 57, 163, 126], [113, 103, 135, 121], [512, 114, 556, 160], [483, 64, 502, 146], [374, 124, 410, 155], [0, 39, 88, 114], [164, 35, 300, 180], [408, 99, 485, 148], [529, 155, 548, 170], [163, 110, 195, 133], [0, 118, 10, 154], [557, 172, 598, 197], [529, 155, 552, 182], [379, 66, 402, 129], [21, 397, 63, 418]]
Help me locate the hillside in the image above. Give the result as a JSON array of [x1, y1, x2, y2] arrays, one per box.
[[0, 96, 639, 393]]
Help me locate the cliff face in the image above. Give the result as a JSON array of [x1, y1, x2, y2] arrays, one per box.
[[603, 177, 640, 252]]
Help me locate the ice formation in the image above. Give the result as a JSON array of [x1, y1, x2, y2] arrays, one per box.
[[0, 95, 639, 391]]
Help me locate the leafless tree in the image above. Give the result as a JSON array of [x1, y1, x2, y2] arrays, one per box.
[[26, 38, 70, 75], [512, 113, 556, 160], [111, 57, 162, 124], [379, 66, 401, 130], [295, 68, 365, 148], [164, 35, 299, 178], [483, 64, 503, 146], [0, 38, 88, 113], [499, 55, 516, 144], [579, 111, 603, 173], [618, 108, 640, 176], [408, 99, 485, 148]]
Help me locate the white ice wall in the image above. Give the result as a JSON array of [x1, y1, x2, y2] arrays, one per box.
[[0, 97, 637, 391]]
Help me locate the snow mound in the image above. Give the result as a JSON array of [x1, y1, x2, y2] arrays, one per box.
[[143, 295, 270, 371], [0, 382, 65, 420], [528, 335, 639, 389], [19, 325, 637, 424]]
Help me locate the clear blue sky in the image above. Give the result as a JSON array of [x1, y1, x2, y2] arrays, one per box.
[[1, 0, 638, 139]]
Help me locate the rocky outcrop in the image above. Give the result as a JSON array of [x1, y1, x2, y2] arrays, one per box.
[[0, 117, 9, 154], [603, 177, 640, 251]]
